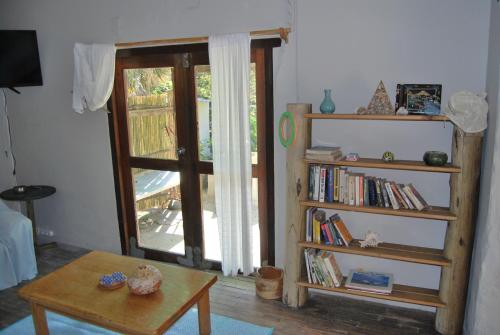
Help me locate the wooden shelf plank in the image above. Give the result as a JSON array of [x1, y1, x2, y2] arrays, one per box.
[[297, 279, 445, 307], [298, 240, 450, 266], [303, 113, 449, 121], [304, 157, 460, 174], [300, 200, 456, 221]]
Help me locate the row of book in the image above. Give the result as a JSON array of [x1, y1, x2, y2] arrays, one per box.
[[304, 248, 394, 294], [304, 248, 343, 288], [305, 209, 353, 246], [308, 164, 430, 211]]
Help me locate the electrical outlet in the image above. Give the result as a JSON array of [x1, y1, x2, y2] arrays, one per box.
[[36, 227, 55, 237]]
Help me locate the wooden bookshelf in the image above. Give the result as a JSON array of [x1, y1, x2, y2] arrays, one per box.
[[304, 157, 461, 174], [300, 200, 457, 221], [303, 113, 449, 121], [283, 104, 483, 334], [297, 279, 445, 308], [298, 240, 450, 266]]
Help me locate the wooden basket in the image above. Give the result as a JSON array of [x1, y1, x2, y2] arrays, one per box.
[[255, 266, 283, 300]]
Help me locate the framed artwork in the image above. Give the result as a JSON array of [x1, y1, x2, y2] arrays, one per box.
[[395, 84, 442, 115]]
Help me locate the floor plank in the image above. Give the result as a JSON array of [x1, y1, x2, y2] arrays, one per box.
[[0, 245, 438, 334]]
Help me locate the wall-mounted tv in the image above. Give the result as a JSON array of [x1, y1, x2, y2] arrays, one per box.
[[0, 30, 43, 93]]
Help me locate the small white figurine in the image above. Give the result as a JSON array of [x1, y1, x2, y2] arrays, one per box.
[[396, 107, 409, 115], [359, 231, 382, 248]]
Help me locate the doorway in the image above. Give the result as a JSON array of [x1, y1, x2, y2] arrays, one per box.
[[109, 41, 279, 269]]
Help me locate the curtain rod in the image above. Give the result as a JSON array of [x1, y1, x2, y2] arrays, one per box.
[[115, 27, 290, 49]]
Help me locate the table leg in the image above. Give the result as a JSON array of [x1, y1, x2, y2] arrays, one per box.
[[30, 302, 49, 335], [26, 200, 37, 246], [198, 290, 211, 335]]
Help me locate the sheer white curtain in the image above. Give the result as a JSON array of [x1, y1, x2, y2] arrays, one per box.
[[72, 43, 116, 114], [209, 33, 253, 276]]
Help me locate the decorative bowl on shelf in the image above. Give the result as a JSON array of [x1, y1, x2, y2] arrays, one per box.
[[423, 151, 448, 166]]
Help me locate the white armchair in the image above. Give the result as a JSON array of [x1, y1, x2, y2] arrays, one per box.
[[0, 200, 37, 290]]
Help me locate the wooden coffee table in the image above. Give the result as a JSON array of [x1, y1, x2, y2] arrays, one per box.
[[19, 251, 217, 335]]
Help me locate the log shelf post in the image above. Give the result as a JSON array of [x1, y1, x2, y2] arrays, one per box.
[[435, 127, 483, 335], [283, 103, 311, 307]]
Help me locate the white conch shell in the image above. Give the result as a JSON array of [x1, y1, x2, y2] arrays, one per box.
[[396, 107, 409, 115], [359, 231, 382, 248]]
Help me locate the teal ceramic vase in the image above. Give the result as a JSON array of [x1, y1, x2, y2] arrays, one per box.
[[320, 89, 336, 114]]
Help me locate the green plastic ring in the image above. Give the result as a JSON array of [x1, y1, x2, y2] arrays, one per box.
[[279, 111, 296, 148]]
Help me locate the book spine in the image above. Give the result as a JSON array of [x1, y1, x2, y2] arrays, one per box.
[[375, 178, 383, 207], [308, 165, 314, 200], [313, 166, 320, 201], [326, 166, 334, 202], [343, 172, 350, 205], [349, 175, 355, 206], [363, 177, 369, 207], [397, 183, 414, 209], [368, 178, 377, 206], [403, 185, 424, 210], [380, 180, 392, 208], [359, 175, 364, 207], [338, 169, 344, 203], [304, 249, 312, 283], [408, 183, 430, 209], [385, 182, 400, 210], [319, 167, 326, 202], [333, 167, 340, 202], [355, 175, 360, 206], [391, 182, 407, 209]]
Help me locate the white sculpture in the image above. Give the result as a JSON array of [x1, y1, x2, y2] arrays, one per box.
[[359, 231, 382, 248]]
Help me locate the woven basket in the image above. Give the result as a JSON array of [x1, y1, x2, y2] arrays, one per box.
[[255, 266, 283, 300]]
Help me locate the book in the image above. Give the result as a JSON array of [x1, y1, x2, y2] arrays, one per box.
[[304, 249, 312, 283], [375, 178, 384, 207], [363, 177, 369, 207], [402, 185, 424, 210], [326, 166, 334, 202], [332, 214, 353, 246], [379, 179, 390, 208], [305, 207, 316, 242], [368, 178, 377, 206], [313, 210, 326, 244], [408, 184, 430, 210], [319, 166, 327, 202], [384, 181, 400, 210], [345, 270, 394, 294], [333, 166, 340, 202], [359, 174, 364, 207], [338, 168, 346, 203], [390, 181, 407, 209], [308, 165, 315, 200], [348, 175, 356, 206], [306, 146, 342, 155], [354, 174, 360, 206], [321, 251, 343, 287], [397, 183, 414, 209], [313, 165, 321, 201]]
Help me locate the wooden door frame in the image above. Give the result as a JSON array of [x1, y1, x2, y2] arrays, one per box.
[[108, 39, 280, 266]]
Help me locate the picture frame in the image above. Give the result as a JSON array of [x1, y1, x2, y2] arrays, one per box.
[[395, 84, 442, 115]]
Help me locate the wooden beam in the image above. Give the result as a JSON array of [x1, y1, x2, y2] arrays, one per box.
[[435, 128, 483, 335], [283, 103, 311, 308], [116, 27, 291, 49]]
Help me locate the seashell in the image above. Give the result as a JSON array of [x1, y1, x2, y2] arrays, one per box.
[[127, 264, 162, 295], [359, 231, 382, 248], [396, 107, 409, 115]]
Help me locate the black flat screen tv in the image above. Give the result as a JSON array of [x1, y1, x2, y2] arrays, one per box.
[[0, 30, 43, 92]]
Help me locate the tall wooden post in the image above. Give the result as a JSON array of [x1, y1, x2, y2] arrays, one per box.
[[283, 103, 311, 307], [435, 128, 483, 334]]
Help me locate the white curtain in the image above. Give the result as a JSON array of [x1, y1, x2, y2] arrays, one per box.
[[209, 33, 253, 276], [72, 43, 116, 114]]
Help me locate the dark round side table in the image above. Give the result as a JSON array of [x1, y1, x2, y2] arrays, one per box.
[[0, 185, 56, 248]]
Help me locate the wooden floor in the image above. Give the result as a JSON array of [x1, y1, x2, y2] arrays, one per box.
[[0, 245, 439, 335]]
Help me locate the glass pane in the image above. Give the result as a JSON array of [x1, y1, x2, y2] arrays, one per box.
[[200, 174, 260, 267], [195, 64, 258, 164], [125, 67, 178, 160], [133, 168, 185, 255]]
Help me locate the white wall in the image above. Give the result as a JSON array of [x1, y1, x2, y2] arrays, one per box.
[[465, 1, 500, 334], [0, 0, 294, 254], [0, 0, 492, 313]]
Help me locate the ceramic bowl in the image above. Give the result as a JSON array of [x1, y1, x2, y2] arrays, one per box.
[[423, 151, 448, 166]]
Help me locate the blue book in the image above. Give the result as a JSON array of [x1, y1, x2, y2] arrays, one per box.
[[326, 166, 334, 202]]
